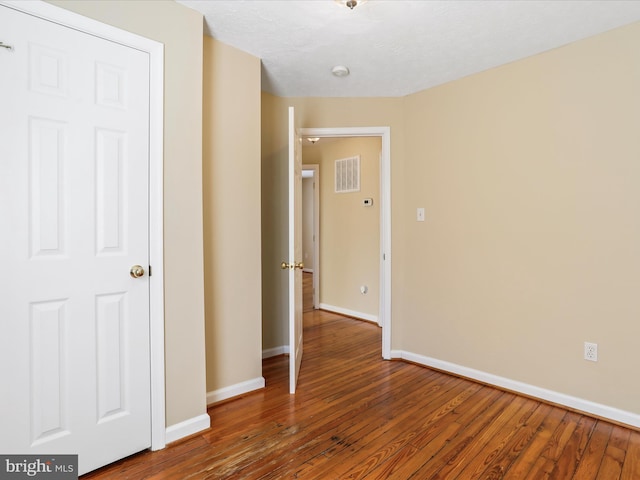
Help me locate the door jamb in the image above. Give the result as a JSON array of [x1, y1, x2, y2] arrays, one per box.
[[2, 0, 167, 450], [299, 127, 391, 359], [302, 164, 320, 309]]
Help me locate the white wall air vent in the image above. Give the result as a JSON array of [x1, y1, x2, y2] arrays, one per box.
[[335, 155, 360, 193]]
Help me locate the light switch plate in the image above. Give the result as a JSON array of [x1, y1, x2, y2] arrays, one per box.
[[417, 208, 425, 222]]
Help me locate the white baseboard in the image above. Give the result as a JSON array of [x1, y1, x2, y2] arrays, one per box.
[[319, 303, 378, 324], [263, 345, 290, 359], [165, 413, 211, 445], [391, 350, 640, 429], [206, 376, 265, 405]]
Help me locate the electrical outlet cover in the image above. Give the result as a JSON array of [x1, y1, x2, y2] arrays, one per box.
[[584, 342, 598, 362]]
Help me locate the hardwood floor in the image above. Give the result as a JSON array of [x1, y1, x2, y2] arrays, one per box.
[[84, 307, 640, 479], [303, 271, 314, 313]]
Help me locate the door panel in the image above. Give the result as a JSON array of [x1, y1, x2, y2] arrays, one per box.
[[0, 5, 151, 475], [288, 107, 304, 394], [29, 118, 66, 257]]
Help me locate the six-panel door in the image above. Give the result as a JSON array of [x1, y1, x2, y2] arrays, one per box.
[[0, 5, 152, 475]]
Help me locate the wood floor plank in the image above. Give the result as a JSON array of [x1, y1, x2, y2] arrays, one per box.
[[448, 396, 540, 480], [472, 402, 556, 480], [82, 308, 640, 479], [425, 394, 532, 480], [547, 414, 597, 480], [501, 406, 567, 479], [352, 386, 493, 478], [404, 388, 509, 479], [595, 425, 631, 480], [228, 365, 444, 479], [571, 421, 614, 480], [325, 382, 484, 479], [620, 431, 640, 480], [519, 411, 583, 480], [292, 374, 470, 479]]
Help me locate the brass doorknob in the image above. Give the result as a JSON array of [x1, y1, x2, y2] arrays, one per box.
[[281, 261, 304, 270], [130, 265, 145, 278]]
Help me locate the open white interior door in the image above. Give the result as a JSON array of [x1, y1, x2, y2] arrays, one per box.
[[286, 106, 304, 394]]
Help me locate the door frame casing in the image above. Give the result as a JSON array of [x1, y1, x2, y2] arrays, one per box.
[[299, 127, 391, 359], [1, 0, 166, 450]]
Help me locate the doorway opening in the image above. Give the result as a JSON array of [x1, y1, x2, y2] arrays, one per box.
[[299, 127, 391, 359]]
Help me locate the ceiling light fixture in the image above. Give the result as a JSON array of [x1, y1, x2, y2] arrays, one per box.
[[331, 65, 350, 77], [334, 0, 367, 10], [306, 137, 320, 144]]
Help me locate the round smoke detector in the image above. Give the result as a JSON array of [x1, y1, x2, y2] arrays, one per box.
[[331, 65, 350, 77]]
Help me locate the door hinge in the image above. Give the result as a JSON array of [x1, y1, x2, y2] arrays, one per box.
[[148, 265, 152, 276]]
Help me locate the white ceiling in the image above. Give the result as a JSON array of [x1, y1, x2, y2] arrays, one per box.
[[177, 0, 640, 98]]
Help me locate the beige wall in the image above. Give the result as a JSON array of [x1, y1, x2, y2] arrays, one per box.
[[48, 0, 207, 427], [263, 22, 640, 416], [203, 37, 263, 392], [303, 138, 381, 317], [400, 22, 640, 413]]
